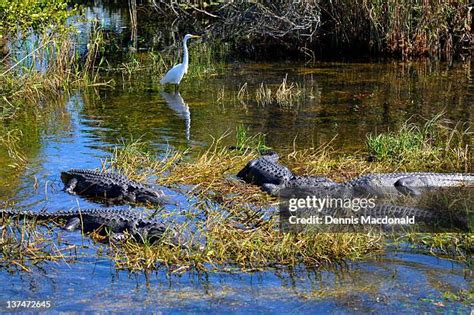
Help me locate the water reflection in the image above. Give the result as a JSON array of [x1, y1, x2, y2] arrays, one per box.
[[161, 91, 191, 141]]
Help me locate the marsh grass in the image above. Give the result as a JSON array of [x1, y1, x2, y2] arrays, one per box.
[[0, 216, 77, 272], [394, 233, 474, 263], [234, 124, 270, 153], [254, 75, 304, 108], [112, 214, 383, 272], [103, 137, 182, 182], [104, 114, 472, 271], [0, 129, 27, 169], [109, 41, 225, 89], [255, 82, 273, 105], [103, 136, 384, 272], [367, 113, 472, 172], [0, 30, 112, 119]]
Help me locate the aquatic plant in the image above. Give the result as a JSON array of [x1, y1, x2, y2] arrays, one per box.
[[255, 82, 273, 106], [395, 233, 474, 263], [0, 129, 27, 169], [0, 215, 77, 272], [0, 31, 112, 120], [255, 75, 304, 108], [235, 124, 270, 153], [366, 113, 472, 171]]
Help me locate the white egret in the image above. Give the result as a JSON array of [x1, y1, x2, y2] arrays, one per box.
[[160, 34, 201, 90]]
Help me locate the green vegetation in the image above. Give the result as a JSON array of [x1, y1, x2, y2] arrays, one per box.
[[367, 113, 472, 172], [234, 124, 270, 153], [397, 233, 473, 263], [0, 0, 76, 35]]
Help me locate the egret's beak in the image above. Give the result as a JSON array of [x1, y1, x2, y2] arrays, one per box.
[[192, 35, 201, 39]]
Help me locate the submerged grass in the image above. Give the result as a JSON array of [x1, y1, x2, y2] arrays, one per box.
[[0, 216, 77, 272], [396, 233, 474, 263]]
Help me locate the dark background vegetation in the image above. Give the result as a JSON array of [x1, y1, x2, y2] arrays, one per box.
[[1, 0, 472, 62], [99, 0, 473, 61]]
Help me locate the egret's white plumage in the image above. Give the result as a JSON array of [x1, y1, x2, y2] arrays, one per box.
[[160, 34, 200, 87]]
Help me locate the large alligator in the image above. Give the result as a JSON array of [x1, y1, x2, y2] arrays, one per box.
[[0, 208, 171, 243], [237, 152, 474, 197], [61, 169, 175, 206]]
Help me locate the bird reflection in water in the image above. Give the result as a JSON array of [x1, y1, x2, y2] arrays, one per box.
[[160, 91, 191, 141]]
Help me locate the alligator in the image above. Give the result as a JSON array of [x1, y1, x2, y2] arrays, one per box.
[[237, 152, 474, 197], [61, 169, 175, 206], [236, 150, 293, 188], [0, 208, 171, 243]]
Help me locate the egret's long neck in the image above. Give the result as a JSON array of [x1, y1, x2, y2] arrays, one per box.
[[182, 38, 189, 73]]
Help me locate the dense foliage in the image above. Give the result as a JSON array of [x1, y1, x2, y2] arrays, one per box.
[[146, 0, 472, 60], [0, 0, 76, 36]]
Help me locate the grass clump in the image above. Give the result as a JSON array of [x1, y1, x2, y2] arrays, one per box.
[[235, 124, 270, 153], [0, 215, 77, 272], [104, 137, 182, 182], [366, 113, 471, 171], [112, 214, 383, 272], [254, 75, 304, 108], [105, 113, 472, 271], [104, 135, 384, 272]]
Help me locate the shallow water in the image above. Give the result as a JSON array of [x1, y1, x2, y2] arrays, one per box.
[[0, 2, 473, 313], [1, 248, 471, 313], [0, 61, 472, 313]]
